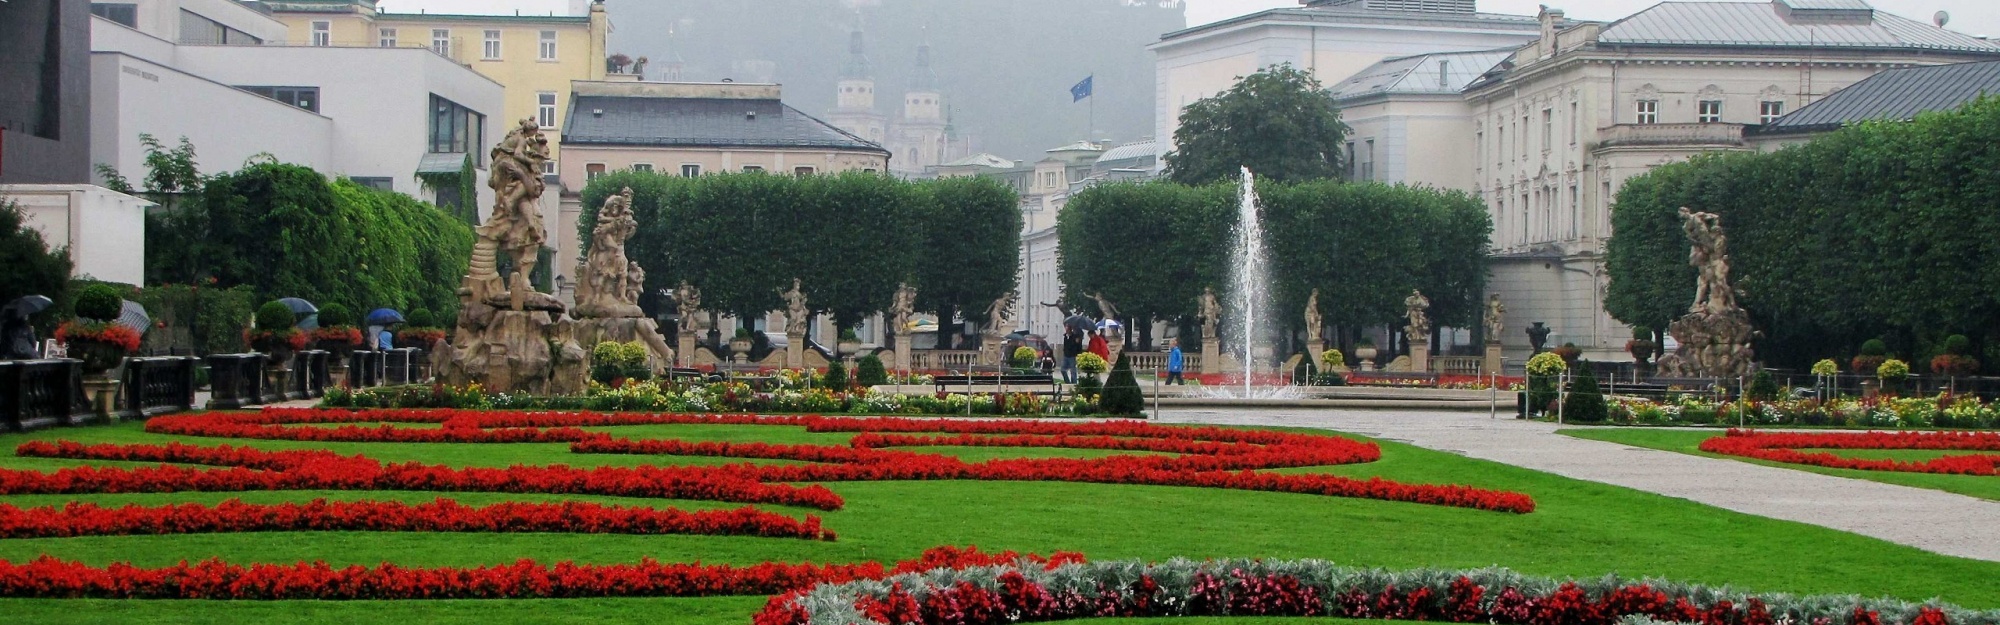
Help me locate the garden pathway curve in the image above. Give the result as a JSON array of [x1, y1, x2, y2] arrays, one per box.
[[1158, 407, 2000, 562]]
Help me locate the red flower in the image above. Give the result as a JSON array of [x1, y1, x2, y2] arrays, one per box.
[[55, 321, 142, 353]]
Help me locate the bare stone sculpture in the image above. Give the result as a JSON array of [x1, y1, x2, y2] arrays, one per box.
[[986, 290, 1018, 338], [782, 278, 810, 337], [1087, 292, 1118, 322], [890, 283, 917, 336], [1198, 287, 1220, 340], [435, 119, 582, 394], [675, 282, 707, 333], [1483, 294, 1506, 343], [1403, 290, 1431, 339], [1658, 208, 1756, 379], [1303, 289, 1323, 343], [573, 188, 642, 319]]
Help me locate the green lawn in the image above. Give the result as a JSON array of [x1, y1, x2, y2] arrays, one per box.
[[0, 418, 1995, 624], [1560, 428, 2000, 502]]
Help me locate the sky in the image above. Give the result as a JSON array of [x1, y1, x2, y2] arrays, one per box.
[[1185, 0, 2000, 38]]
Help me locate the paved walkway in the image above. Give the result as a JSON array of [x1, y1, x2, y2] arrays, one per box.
[[1157, 407, 2000, 562]]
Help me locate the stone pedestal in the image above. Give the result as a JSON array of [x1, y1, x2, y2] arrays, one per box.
[[1306, 341, 1326, 371], [1484, 342, 1504, 376], [82, 377, 120, 421], [1201, 337, 1221, 374], [678, 331, 698, 368], [1410, 345, 1431, 373], [979, 336, 1004, 367], [894, 338, 912, 375], [786, 332, 805, 369]]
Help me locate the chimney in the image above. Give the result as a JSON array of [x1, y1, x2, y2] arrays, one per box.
[[1539, 6, 1565, 59]]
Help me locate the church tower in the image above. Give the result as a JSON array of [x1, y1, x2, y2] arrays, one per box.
[[890, 42, 950, 175], [827, 18, 887, 148]]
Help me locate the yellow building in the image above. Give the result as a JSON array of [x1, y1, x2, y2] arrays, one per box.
[[264, 0, 608, 172]]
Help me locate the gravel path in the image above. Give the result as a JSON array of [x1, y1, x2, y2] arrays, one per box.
[[1159, 407, 2000, 562]]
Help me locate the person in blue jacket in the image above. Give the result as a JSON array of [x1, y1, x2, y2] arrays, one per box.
[[1165, 339, 1186, 385]]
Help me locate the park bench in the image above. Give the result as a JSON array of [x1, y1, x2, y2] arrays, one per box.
[[933, 374, 1063, 398]]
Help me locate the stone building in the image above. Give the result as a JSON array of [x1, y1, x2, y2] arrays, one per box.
[[823, 22, 955, 178], [1748, 59, 2000, 150], [1329, 48, 1513, 189], [1, 0, 91, 185], [1464, 1, 2000, 360]]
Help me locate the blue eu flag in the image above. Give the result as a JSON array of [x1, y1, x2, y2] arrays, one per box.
[[1071, 76, 1094, 102]]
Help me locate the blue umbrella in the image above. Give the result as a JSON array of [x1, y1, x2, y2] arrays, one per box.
[[366, 309, 405, 326]]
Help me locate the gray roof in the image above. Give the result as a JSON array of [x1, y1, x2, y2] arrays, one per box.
[[1599, 2, 2000, 54], [1331, 48, 1514, 100], [1160, 3, 1537, 43], [1755, 60, 2000, 135], [563, 95, 886, 153]]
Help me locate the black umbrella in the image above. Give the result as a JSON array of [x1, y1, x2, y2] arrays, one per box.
[[0, 296, 54, 320], [1063, 315, 1095, 334], [115, 301, 151, 334], [276, 298, 319, 315]]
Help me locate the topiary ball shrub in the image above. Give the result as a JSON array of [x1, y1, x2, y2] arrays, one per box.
[[407, 309, 436, 329], [1860, 339, 1888, 356], [855, 355, 888, 387], [1852, 338, 1891, 374], [1945, 334, 1972, 356], [1746, 369, 1780, 402], [1100, 354, 1144, 416], [255, 301, 296, 331], [1562, 361, 1608, 423], [74, 284, 124, 322], [318, 303, 354, 329], [821, 361, 849, 391]]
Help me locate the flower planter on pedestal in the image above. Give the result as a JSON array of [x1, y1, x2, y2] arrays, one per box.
[[69, 339, 128, 422]]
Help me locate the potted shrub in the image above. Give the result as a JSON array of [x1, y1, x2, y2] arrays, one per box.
[[1525, 352, 1568, 416], [1626, 325, 1657, 366], [1551, 342, 1583, 366], [396, 309, 446, 352], [1851, 339, 1889, 374], [246, 301, 307, 367], [1010, 346, 1038, 372], [837, 328, 863, 355], [1877, 358, 1911, 396], [1353, 338, 1378, 367], [1314, 349, 1347, 386], [729, 328, 755, 355], [57, 284, 140, 377], [1076, 352, 1109, 381], [310, 303, 364, 360], [1930, 334, 1980, 377]]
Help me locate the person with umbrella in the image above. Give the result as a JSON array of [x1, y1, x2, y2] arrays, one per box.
[[366, 309, 405, 351], [1060, 327, 1082, 384], [1, 296, 53, 359]]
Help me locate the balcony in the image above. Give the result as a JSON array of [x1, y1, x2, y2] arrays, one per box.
[[1592, 123, 1747, 150]]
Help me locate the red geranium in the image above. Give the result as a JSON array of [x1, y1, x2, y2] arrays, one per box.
[[245, 328, 310, 351], [55, 321, 141, 353], [311, 326, 365, 348]]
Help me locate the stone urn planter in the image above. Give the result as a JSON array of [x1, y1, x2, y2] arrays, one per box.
[[69, 339, 128, 377], [729, 337, 753, 356], [1354, 343, 1379, 371]]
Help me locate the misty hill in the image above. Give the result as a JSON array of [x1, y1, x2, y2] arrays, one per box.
[[605, 0, 1185, 162]]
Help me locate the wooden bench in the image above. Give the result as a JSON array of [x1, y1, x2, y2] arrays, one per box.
[[665, 367, 717, 382], [933, 374, 1062, 397]]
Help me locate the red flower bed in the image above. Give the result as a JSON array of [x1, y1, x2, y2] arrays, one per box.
[[1699, 429, 2000, 476], [0, 545, 1077, 600], [55, 322, 143, 353], [0, 498, 832, 541]]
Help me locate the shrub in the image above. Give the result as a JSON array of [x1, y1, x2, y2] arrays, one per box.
[[1944, 334, 1972, 356], [1746, 369, 1779, 402], [1074, 375, 1103, 401], [1932, 353, 1980, 377], [1562, 362, 1607, 423], [317, 303, 354, 329], [73, 284, 124, 322], [1631, 325, 1654, 340], [407, 309, 436, 329], [855, 355, 888, 387], [1100, 355, 1144, 416], [1811, 359, 1839, 377], [590, 341, 650, 385], [1525, 352, 1567, 416], [1319, 349, 1344, 370], [1076, 352, 1108, 374], [1010, 346, 1037, 370], [254, 301, 295, 331], [1852, 340, 1890, 374], [821, 361, 849, 390]]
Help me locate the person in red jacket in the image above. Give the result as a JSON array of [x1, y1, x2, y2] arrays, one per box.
[[1088, 330, 1111, 362]]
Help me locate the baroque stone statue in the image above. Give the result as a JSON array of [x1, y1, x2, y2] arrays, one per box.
[[1087, 292, 1119, 322], [782, 278, 809, 336], [1198, 287, 1220, 340], [890, 283, 917, 336], [1483, 294, 1506, 344], [1403, 290, 1431, 339], [1658, 207, 1756, 379], [986, 290, 1018, 338], [1303, 289, 1323, 343], [475, 118, 558, 313], [572, 188, 642, 319], [675, 282, 706, 333]]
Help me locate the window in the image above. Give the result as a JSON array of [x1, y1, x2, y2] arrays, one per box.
[[311, 21, 331, 47], [379, 28, 397, 48], [543, 160, 558, 175], [1521, 116, 1529, 157], [352, 177, 394, 191], [1361, 139, 1376, 181], [1568, 185, 1580, 239], [431, 29, 451, 57], [237, 86, 320, 113], [179, 9, 261, 45], [1541, 109, 1553, 150], [743, 165, 765, 172], [1496, 127, 1505, 164], [90, 3, 138, 28], [1760, 101, 1785, 124], [681, 164, 702, 177], [1636, 100, 1659, 125], [1344, 142, 1356, 179], [585, 163, 607, 180], [1698, 100, 1722, 124], [1569, 102, 1579, 145], [630, 163, 654, 173], [794, 166, 817, 176], [482, 30, 502, 60], [536, 92, 558, 128], [539, 30, 558, 61], [428, 94, 486, 165]]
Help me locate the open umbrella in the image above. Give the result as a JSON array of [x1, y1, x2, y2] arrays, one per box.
[[276, 298, 319, 315], [1096, 319, 1123, 334], [1, 296, 54, 320], [296, 314, 320, 331], [1063, 314, 1095, 334], [116, 301, 151, 334], [366, 309, 406, 326]]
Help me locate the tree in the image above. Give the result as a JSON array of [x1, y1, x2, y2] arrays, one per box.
[[0, 200, 73, 321], [1100, 354, 1144, 416], [794, 173, 921, 341], [1165, 63, 1350, 186], [1058, 182, 1232, 345], [911, 176, 1021, 349]]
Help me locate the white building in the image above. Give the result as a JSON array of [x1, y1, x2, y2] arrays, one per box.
[[824, 22, 955, 177], [1465, 1, 2000, 360], [6, 185, 152, 285], [1329, 48, 1511, 189], [88, 0, 504, 211], [1150, 0, 1544, 169]]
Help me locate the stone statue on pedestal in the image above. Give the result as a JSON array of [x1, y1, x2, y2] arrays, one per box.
[[1303, 289, 1323, 343], [986, 291, 1017, 338], [782, 278, 810, 337], [1483, 294, 1506, 343], [890, 283, 916, 336], [1087, 292, 1118, 322], [675, 282, 706, 333], [573, 188, 643, 319], [1199, 287, 1220, 340], [1403, 290, 1431, 339], [1658, 207, 1755, 378]]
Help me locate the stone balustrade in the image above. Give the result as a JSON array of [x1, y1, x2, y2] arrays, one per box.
[[0, 359, 92, 431]]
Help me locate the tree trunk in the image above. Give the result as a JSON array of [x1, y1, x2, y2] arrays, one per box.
[[939, 304, 958, 350]]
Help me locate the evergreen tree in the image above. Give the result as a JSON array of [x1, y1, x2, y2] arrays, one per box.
[[0, 201, 73, 315], [855, 355, 888, 387], [1100, 354, 1145, 416], [1562, 361, 1608, 423]]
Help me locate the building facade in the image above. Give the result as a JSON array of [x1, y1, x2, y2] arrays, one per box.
[[823, 23, 957, 178], [263, 0, 608, 175], [1463, 1, 2000, 360], [1, 0, 92, 184], [1329, 48, 1510, 189]]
